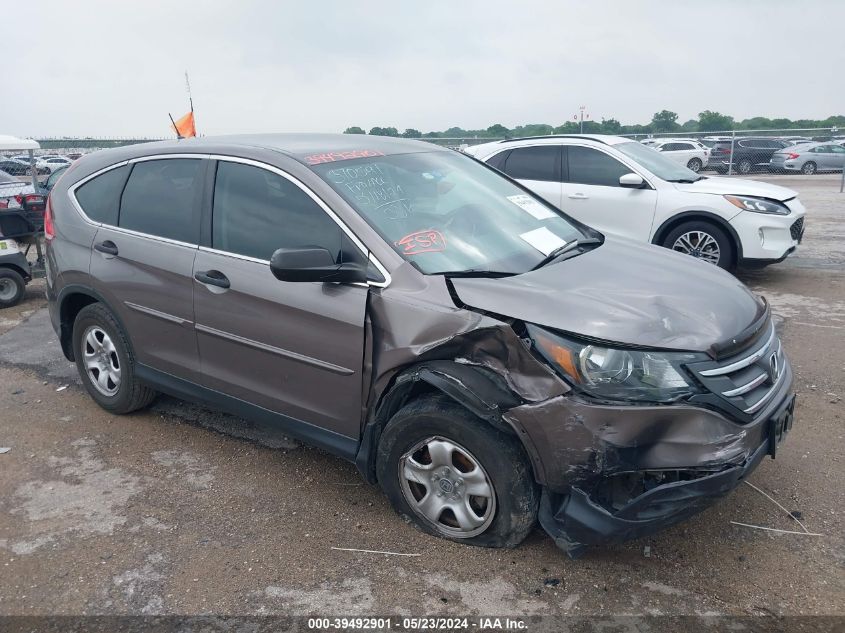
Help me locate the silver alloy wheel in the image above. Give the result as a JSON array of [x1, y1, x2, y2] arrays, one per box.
[[398, 436, 496, 538], [82, 326, 121, 396], [687, 158, 702, 172], [0, 278, 17, 301], [802, 162, 816, 175], [672, 230, 721, 265]]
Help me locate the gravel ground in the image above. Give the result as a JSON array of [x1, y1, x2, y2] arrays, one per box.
[[0, 174, 842, 618]]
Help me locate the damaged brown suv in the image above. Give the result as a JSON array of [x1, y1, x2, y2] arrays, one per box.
[[44, 134, 796, 556]]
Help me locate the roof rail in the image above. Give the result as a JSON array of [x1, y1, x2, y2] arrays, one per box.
[[496, 134, 612, 145]]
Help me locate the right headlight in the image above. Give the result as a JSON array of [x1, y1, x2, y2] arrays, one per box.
[[527, 325, 705, 404], [724, 195, 790, 216]]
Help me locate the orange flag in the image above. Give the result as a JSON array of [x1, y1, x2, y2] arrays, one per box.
[[172, 111, 196, 138]]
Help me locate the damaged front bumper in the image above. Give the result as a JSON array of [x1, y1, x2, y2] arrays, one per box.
[[504, 361, 795, 557]]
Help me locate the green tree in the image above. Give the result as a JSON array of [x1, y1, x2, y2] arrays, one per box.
[[680, 119, 699, 132], [651, 110, 679, 133], [343, 126, 365, 134], [698, 111, 734, 132], [600, 118, 622, 134], [486, 123, 510, 138], [401, 128, 422, 138], [369, 126, 399, 137]]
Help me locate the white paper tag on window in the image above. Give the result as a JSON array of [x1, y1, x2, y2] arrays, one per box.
[[507, 194, 557, 220], [519, 227, 568, 256]]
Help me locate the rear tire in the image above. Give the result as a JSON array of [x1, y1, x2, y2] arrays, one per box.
[[686, 158, 703, 172], [377, 396, 538, 548], [737, 158, 753, 175], [72, 303, 157, 414], [0, 268, 26, 308], [662, 220, 735, 270], [801, 161, 817, 175]]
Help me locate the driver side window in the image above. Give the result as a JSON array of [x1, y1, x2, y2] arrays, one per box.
[[565, 146, 631, 187], [212, 161, 348, 263]]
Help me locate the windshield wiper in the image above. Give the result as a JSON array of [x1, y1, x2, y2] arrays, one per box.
[[531, 237, 603, 271], [444, 269, 517, 278], [668, 176, 703, 183]]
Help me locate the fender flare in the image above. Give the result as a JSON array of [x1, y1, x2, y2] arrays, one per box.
[[55, 284, 132, 361], [354, 360, 526, 484], [651, 210, 744, 262]]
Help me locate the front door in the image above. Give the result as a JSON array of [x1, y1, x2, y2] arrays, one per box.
[[193, 158, 369, 438], [561, 145, 658, 242]]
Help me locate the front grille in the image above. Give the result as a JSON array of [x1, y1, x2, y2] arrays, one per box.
[[688, 323, 785, 418], [790, 217, 804, 241]]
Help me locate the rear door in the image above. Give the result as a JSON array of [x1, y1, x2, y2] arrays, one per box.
[[827, 144, 845, 170], [495, 145, 562, 208], [192, 157, 370, 439], [560, 144, 658, 241], [89, 156, 204, 382]]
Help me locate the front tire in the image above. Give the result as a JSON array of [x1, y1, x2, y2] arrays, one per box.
[[0, 268, 26, 308], [663, 220, 735, 270], [376, 396, 538, 548], [801, 161, 817, 175], [72, 303, 157, 414], [687, 158, 703, 172]]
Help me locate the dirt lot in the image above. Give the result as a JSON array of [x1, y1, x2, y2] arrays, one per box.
[[0, 174, 843, 619]]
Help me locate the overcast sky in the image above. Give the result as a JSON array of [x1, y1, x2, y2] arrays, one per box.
[[5, 1, 844, 138]]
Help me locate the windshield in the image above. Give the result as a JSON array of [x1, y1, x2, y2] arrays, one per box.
[[615, 141, 701, 182], [311, 151, 587, 275]]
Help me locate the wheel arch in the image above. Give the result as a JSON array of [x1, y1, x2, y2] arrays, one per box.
[[0, 263, 31, 283], [354, 360, 537, 485], [651, 210, 744, 263], [56, 285, 132, 362]]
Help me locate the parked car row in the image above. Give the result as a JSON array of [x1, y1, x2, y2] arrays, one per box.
[[0, 154, 75, 176], [464, 134, 805, 270], [642, 136, 845, 175]]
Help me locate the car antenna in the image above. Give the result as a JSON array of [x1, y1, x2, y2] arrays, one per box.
[[168, 113, 183, 140]]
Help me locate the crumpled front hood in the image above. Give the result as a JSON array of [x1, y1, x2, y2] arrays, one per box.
[[673, 176, 796, 201], [450, 237, 765, 352]]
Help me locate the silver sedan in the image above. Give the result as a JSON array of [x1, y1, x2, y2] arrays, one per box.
[[770, 142, 845, 174]]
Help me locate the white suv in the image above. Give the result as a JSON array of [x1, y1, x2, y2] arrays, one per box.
[[646, 139, 710, 173], [464, 135, 805, 270]]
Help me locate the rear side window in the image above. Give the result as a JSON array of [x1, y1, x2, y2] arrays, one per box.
[[73, 165, 130, 225], [212, 161, 347, 262], [502, 146, 558, 182], [119, 159, 201, 243], [566, 146, 631, 187], [485, 150, 510, 171]]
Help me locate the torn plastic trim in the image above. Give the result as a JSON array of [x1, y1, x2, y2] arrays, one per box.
[[539, 438, 771, 558]]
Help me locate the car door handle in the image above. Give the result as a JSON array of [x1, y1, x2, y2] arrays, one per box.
[[568, 193, 589, 200], [194, 270, 230, 289], [94, 240, 118, 256]]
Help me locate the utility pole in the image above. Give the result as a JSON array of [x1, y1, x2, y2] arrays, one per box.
[[579, 105, 588, 133]]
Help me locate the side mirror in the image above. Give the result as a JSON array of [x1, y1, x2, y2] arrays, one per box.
[[269, 247, 368, 283], [619, 173, 645, 189]]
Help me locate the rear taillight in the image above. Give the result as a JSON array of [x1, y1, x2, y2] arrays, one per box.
[[787, 153, 800, 160], [15, 194, 46, 209], [44, 194, 55, 240]]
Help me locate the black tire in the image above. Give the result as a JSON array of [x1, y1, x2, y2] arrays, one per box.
[[0, 268, 26, 308], [686, 158, 702, 172], [737, 158, 753, 175], [376, 395, 538, 548], [801, 161, 817, 175], [72, 303, 157, 414], [662, 220, 736, 270]]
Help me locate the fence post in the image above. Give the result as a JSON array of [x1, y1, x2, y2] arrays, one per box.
[[840, 161, 844, 193], [28, 149, 38, 190], [727, 130, 736, 176]]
